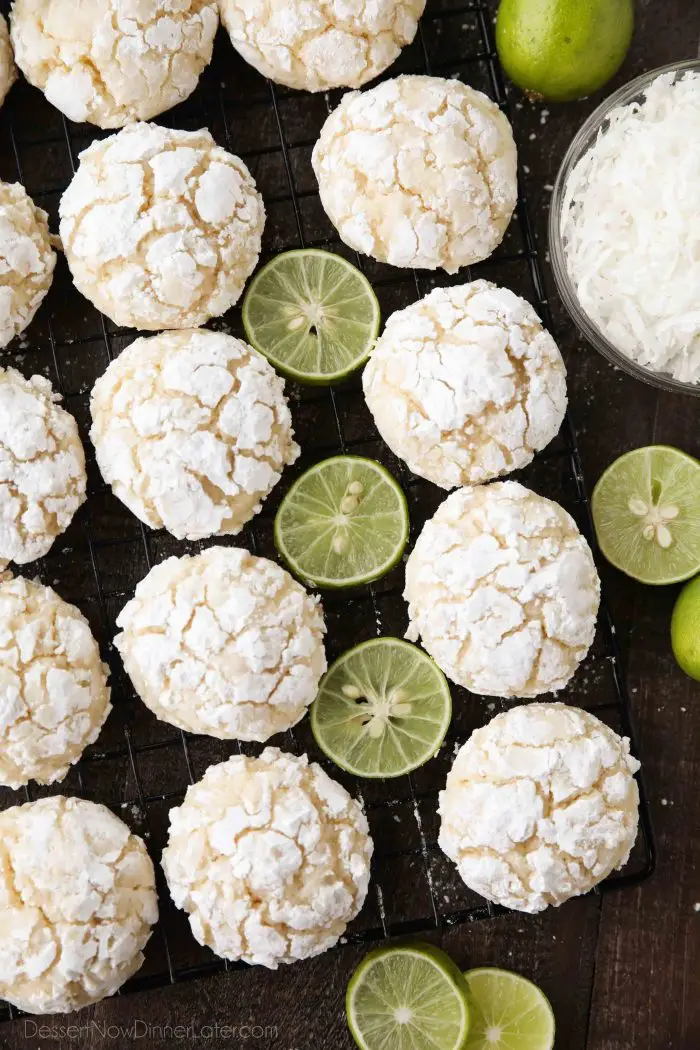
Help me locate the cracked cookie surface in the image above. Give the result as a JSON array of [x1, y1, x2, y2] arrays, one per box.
[[0, 367, 86, 567], [115, 546, 327, 741], [10, 0, 218, 128], [0, 795, 158, 1013], [363, 281, 567, 489], [219, 0, 425, 93], [439, 703, 640, 913], [404, 482, 600, 697], [0, 575, 111, 788], [0, 16, 16, 109], [162, 747, 372, 967], [59, 122, 265, 330], [90, 329, 299, 540], [312, 75, 517, 271], [0, 182, 56, 349]]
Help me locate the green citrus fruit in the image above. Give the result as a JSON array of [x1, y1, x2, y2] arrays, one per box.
[[463, 967, 555, 1049], [671, 575, 700, 681], [496, 0, 634, 102]]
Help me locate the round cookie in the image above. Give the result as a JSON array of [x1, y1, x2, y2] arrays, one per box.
[[312, 75, 517, 272], [219, 0, 426, 93], [0, 367, 86, 567], [0, 182, 56, 349], [0, 575, 111, 788], [363, 281, 567, 488], [10, 0, 218, 128], [439, 703, 640, 913], [0, 15, 17, 109], [404, 482, 600, 697], [162, 748, 373, 967], [59, 122, 265, 330], [90, 330, 299, 541], [115, 546, 327, 742], [0, 795, 158, 1013]]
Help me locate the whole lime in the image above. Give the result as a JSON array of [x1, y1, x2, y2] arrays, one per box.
[[496, 0, 634, 102], [671, 575, 700, 681]]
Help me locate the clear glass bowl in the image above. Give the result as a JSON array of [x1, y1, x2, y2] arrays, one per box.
[[549, 59, 700, 397]]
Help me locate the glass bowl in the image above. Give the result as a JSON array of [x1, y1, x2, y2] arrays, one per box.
[[549, 59, 700, 397]]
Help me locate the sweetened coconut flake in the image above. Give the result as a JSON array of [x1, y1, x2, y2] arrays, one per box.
[[561, 70, 700, 383]]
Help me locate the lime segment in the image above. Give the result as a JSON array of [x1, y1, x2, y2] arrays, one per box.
[[274, 455, 409, 589], [242, 249, 380, 385], [347, 942, 471, 1050], [311, 638, 451, 778], [591, 445, 700, 585], [463, 968, 555, 1050]]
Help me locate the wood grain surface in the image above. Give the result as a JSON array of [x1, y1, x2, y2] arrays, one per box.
[[1, 1, 699, 1048]]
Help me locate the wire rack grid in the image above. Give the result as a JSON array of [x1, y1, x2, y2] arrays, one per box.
[[0, 0, 655, 1021]]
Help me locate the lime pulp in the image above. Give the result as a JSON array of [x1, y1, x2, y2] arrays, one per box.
[[591, 445, 700, 585], [347, 942, 471, 1050], [241, 249, 380, 385], [463, 968, 555, 1050], [274, 455, 409, 589], [311, 638, 451, 778]]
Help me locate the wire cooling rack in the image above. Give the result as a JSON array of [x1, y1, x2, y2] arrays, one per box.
[[0, 0, 655, 1020]]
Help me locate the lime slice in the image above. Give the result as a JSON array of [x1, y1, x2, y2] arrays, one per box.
[[274, 455, 409, 589], [347, 942, 471, 1050], [591, 445, 700, 585], [241, 248, 380, 385], [311, 638, 451, 778], [463, 968, 555, 1050]]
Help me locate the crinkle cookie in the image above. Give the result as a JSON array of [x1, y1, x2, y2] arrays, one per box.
[[59, 122, 265, 330], [219, 0, 426, 93], [0, 795, 158, 1013], [10, 0, 218, 128], [312, 75, 517, 272], [90, 330, 299, 541], [0, 15, 17, 109], [0, 367, 86, 568], [0, 182, 56, 349], [439, 703, 640, 913], [162, 748, 372, 967], [404, 482, 600, 697], [363, 281, 567, 488], [0, 574, 111, 788], [115, 547, 327, 741]]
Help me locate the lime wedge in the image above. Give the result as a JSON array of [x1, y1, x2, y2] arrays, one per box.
[[241, 249, 380, 385], [591, 445, 700, 585], [347, 942, 471, 1050], [274, 455, 409, 589], [463, 968, 555, 1050], [311, 637, 451, 778]]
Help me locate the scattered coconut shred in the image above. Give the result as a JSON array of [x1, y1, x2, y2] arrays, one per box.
[[561, 70, 700, 383]]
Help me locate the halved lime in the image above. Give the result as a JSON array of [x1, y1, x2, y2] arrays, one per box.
[[241, 249, 380, 385], [591, 445, 700, 585], [463, 968, 555, 1050], [274, 455, 409, 589], [347, 942, 471, 1050], [311, 638, 451, 778]]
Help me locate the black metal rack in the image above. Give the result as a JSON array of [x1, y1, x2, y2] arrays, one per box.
[[0, 0, 654, 1021]]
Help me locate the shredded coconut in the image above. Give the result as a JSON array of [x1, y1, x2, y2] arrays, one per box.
[[219, 0, 425, 93], [0, 15, 16, 109], [90, 329, 299, 540], [312, 74, 517, 272], [59, 122, 265, 330], [115, 546, 327, 741], [404, 482, 600, 697], [162, 748, 372, 967], [561, 70, 700, 383], [0, 182, 56, 349], [439, 703, 640, 913], [0, 795, 157, 1013], [0, 574, 111, 788], [0, 367, 87, 567], [10, 0, 218, 129], [363, 281, 567, 488]]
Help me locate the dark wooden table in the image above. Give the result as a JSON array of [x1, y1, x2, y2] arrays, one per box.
[[3, 2, 700, 1048]]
